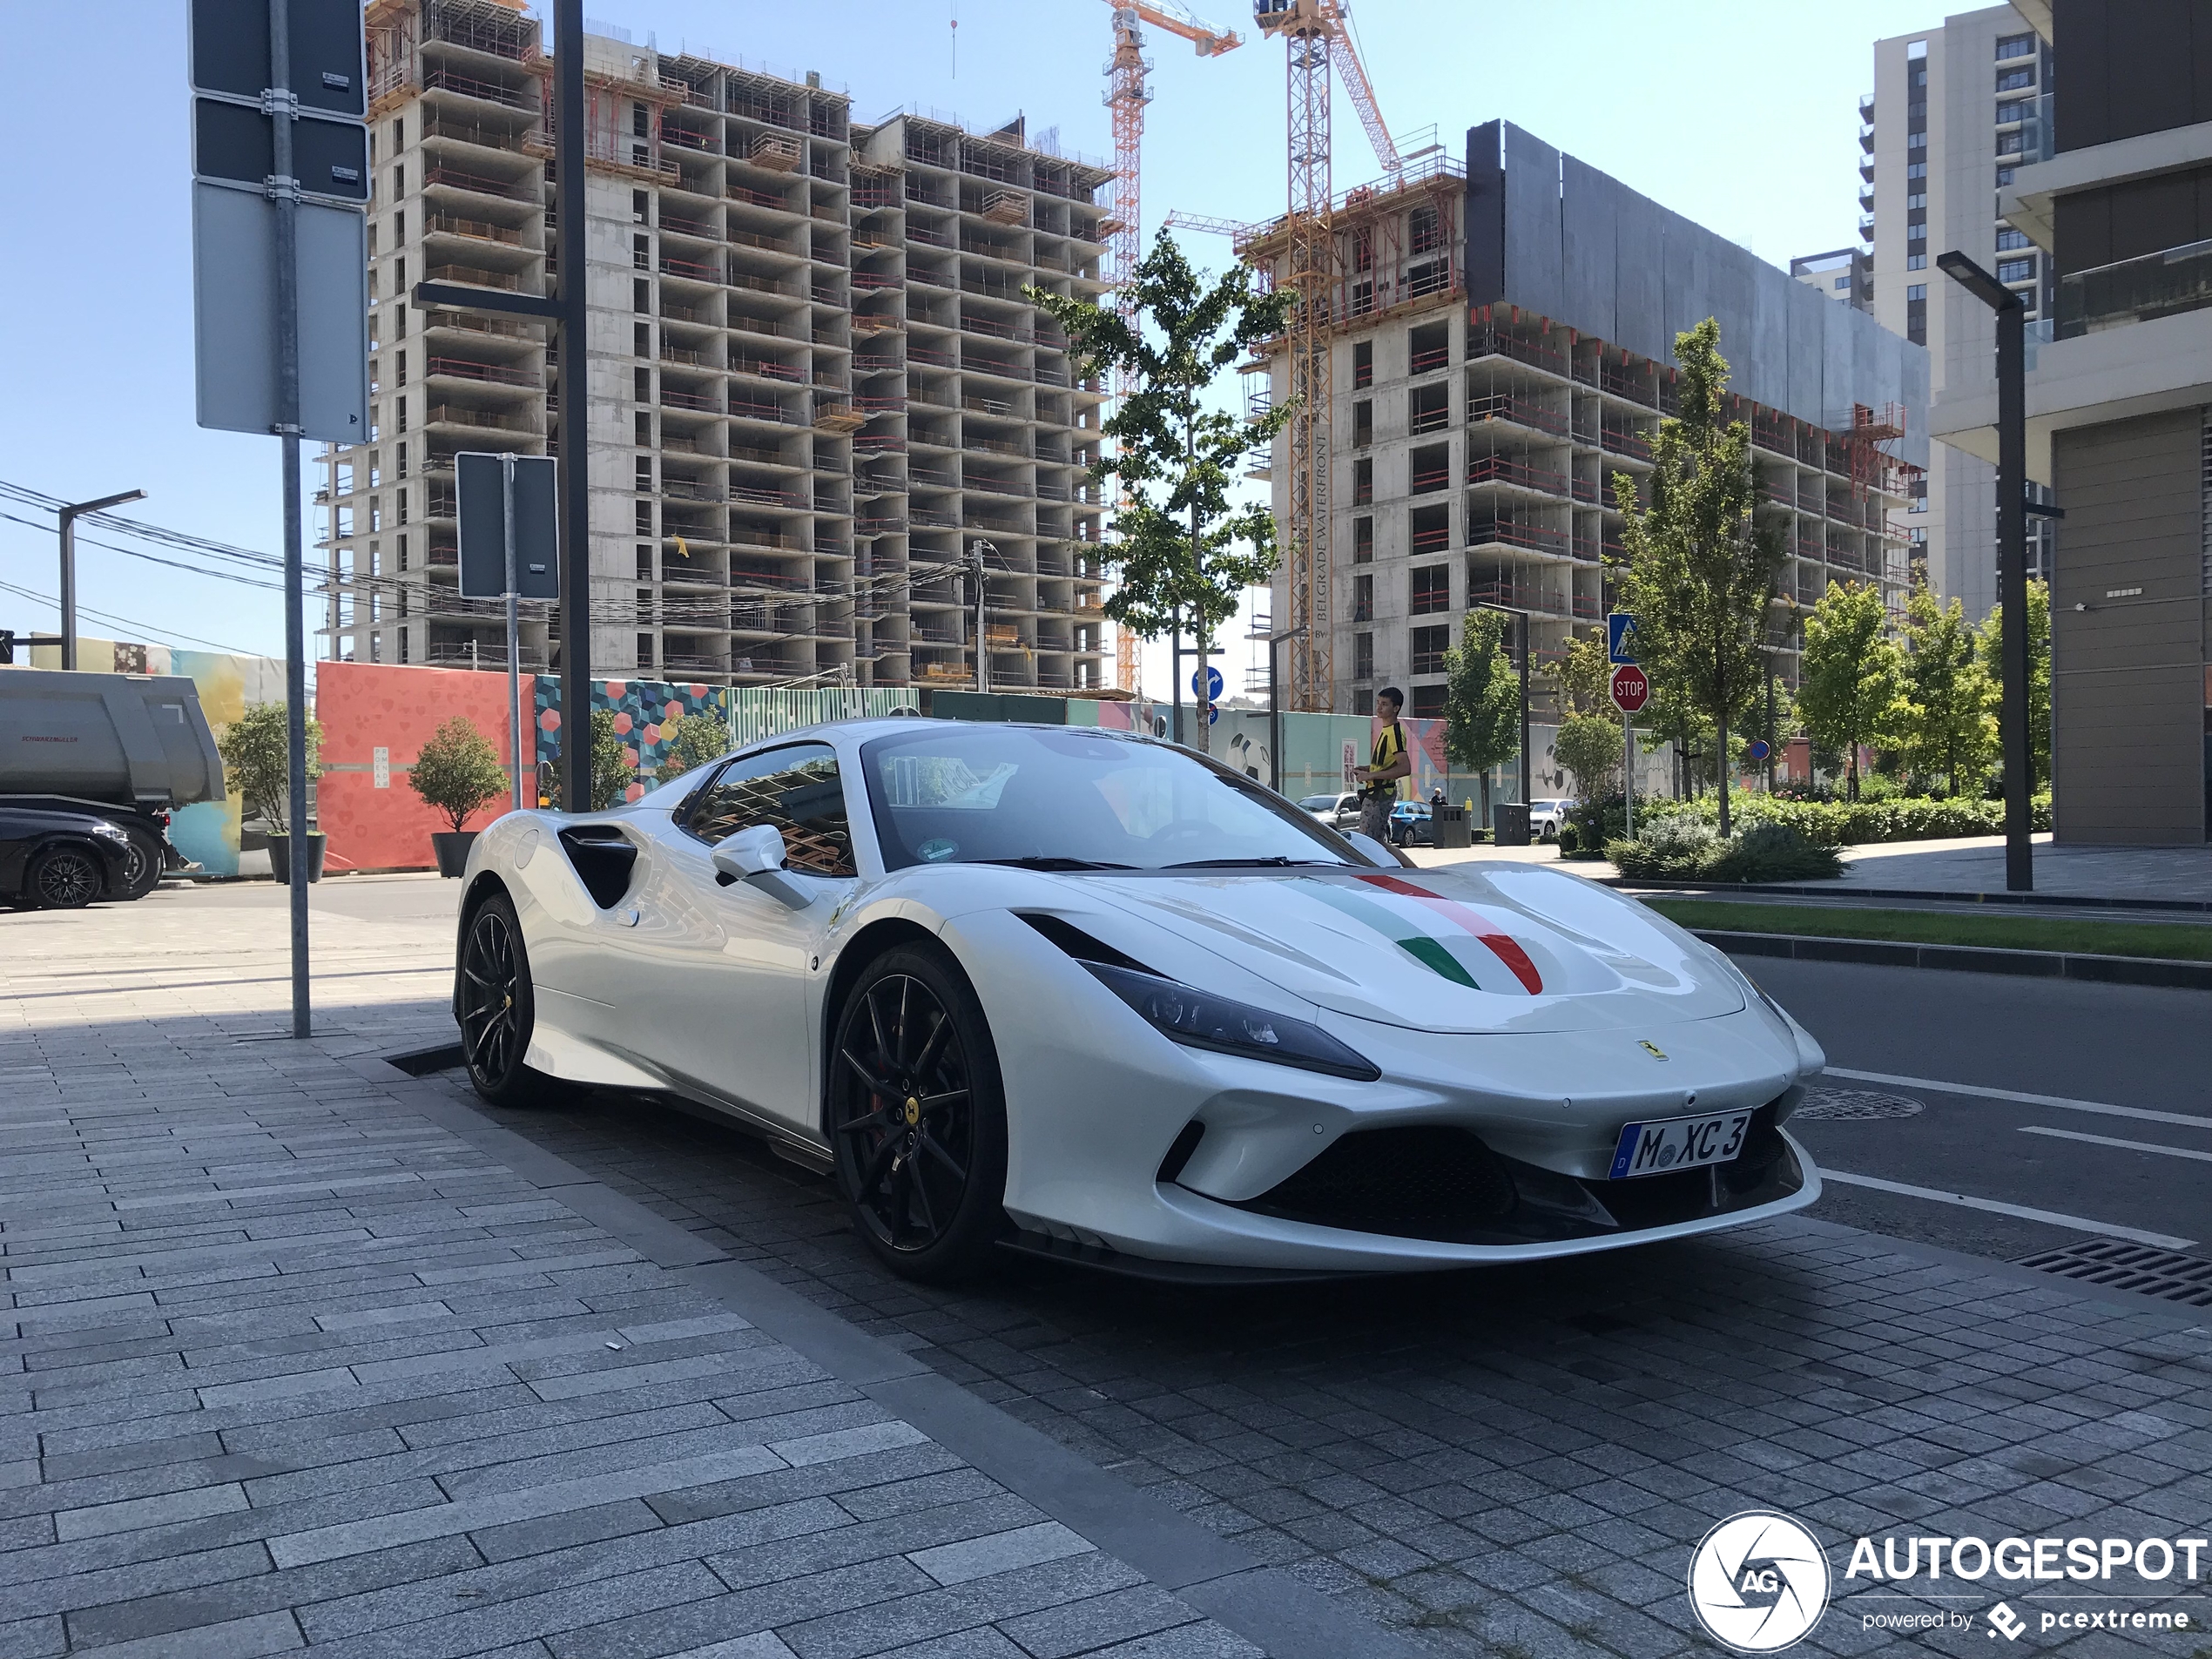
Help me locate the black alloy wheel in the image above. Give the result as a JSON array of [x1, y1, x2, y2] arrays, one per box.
[[829, 946, 1008, 1282], [28, 846, 103, 910], [457, 894, 545, 1106]]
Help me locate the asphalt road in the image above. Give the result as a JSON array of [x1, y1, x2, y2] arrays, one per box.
[[1744, 954, 2212, 1264]]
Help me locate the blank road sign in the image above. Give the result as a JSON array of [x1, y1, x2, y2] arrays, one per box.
[[192, 99, 369, 202], [456, 454, 560, 601], [192, 182, 368, 443], [191, 0, 368, 118]]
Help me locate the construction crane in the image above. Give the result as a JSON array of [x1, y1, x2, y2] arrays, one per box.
[[1252, 0, 1395, 710], [1101, 1, 1241, 694]]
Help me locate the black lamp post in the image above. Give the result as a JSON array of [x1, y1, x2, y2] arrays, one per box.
[[1938, 249, 2033, 892], [57, 488, 146, 671]]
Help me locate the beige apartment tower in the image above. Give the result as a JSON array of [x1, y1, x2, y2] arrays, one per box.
[[320, 0, 1114, 695]]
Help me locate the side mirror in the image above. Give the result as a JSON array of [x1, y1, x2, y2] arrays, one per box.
[[1344, 829, 1413, 869], [711, 825, 813, 908]]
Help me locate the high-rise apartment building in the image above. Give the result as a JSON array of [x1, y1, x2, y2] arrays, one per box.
[[1934, 0, 2212, 843], [1790, 247, 1872, 311], [1256, 121, 1925, 744], [1864, 8, 2057, 610], [321, 0, 1114, 695]]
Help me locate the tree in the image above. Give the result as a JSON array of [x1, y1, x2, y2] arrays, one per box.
[[1611, 319, 1784, 833], [408, 717, 509, 834], [1796, 579, 1904, 800], [216, 702, 324, 834], [1442, 609, 1521, 821], [1028, 233, 1291, 752], [1978, 576, 2052, 792], [1554, 714, 1624, 799], [590, 708, 631, 811], [653, 713, 732, 784], [1898, 584, 1998, 797]]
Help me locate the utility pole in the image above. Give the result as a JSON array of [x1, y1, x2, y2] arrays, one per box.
[[56, 489, 146, 671], [555, 0, 590, 813], [969, 540, 992, 691]]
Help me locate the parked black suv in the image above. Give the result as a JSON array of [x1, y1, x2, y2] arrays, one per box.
[[0, 804, 136, 909]]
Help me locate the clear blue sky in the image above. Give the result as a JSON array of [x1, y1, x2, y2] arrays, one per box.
[[0, 0, 1957, 683]]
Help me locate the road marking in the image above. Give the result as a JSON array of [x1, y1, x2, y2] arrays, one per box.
[[1818, 1169, 2195, 1250], [1824, 1067, 2212, 1131], [2020, 1124, 2212, 1165]]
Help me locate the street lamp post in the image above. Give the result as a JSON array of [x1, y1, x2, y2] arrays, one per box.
[[57, 488, 147, 671], [1938, 249, 2033, 893]]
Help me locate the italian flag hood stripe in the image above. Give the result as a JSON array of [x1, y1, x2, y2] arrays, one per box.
[[1295, 875, 1545, 996]]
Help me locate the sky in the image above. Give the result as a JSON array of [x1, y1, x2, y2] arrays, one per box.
[[0, 0, 1960, 698]]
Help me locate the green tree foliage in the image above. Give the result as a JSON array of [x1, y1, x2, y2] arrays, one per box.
[[1611, 320, 1784, 833], [216, 702, 324, 834], [1028, 233, 1291, 752], [1796, 579, 1905, 801], [1546, 628, 1615, 720], [1442, 609, 1521, 819], [1978, 577, 2053, 792], [652, 713, 732, 785], [408, 717, 509, 834], [590, 708, 631, 811], [1554, 714, 1624, 799], [1898, 584, 1998, 798]]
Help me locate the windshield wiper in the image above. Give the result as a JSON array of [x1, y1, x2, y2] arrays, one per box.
[[1163, 856, 1338, 869], [976, 855, 1138, 871]]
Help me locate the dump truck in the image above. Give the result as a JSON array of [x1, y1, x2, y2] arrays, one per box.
[[0, 669, 226, 898]]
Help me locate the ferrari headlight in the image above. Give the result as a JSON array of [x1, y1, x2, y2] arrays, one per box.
[[1082, 961, 1379, 1081]]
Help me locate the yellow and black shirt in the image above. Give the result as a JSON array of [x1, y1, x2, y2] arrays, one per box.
[[1364, 719, 1406, 799]]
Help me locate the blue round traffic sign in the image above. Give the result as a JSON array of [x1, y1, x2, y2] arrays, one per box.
[[1747, 739, 1772, 762], [1192, 665, 1224, 702]]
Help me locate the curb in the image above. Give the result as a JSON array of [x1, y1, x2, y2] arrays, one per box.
[[1622, 876, 2212, 914], [1695, 927, 2212, 990]]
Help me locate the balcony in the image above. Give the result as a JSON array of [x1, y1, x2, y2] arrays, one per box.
[[1466, 455, 1568, 497], [2055, 237, 2212, 340]]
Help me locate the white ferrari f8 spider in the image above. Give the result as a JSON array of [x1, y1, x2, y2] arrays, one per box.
[[453, 719, 1824, 1281]]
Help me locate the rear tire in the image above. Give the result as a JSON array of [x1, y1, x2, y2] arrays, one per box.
[[456, 894, 555, 1107], [827, 944, 1008, 1283], [118, 832, 164, 900], [28, 845, 104, 909]]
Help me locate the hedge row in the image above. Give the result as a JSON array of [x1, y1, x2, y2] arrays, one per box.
[[1622, 792, 2053, 848]]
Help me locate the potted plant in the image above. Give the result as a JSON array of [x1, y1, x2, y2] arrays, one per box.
[[409, 717, 512, 876], [217, 701, 326, 883]]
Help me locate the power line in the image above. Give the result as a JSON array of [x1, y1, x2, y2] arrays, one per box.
[[0, 575, 260, 656]]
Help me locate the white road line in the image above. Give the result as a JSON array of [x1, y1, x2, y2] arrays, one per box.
[[2019, 1125, 2212, 1165], [1824, 1067, 2212, 1130], [1818, 1169, 2195, 1250]]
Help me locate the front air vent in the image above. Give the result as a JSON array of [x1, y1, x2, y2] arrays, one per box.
[[558, 826, 638, 909], [1243, 1126, 1518, 1240], [1018, 912, 1155, 974]]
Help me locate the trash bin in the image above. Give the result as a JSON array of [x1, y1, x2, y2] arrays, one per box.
[[1432, 804, 1471, 849], [1492, 802, 1530, 847]]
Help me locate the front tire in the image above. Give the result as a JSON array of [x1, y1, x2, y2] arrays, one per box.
[[28, 845, 104, 909], [827, 945, 1008, 1283], [456, 894, 552, 1107]]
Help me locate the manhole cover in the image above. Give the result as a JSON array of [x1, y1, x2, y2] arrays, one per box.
[[1794, 1089, 1925, 1121]]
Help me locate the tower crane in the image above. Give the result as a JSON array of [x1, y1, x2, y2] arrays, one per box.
[[1252, 0, 1396, 710], [1100, 1, 1241, 692]]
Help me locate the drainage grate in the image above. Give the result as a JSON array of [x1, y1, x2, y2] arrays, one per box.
[[1795, 1089, 1925, 1121], [2015, 1238, 2212, 1307]]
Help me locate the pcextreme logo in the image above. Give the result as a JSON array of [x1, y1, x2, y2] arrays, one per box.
[[1688, 1512, 1831, 1653]]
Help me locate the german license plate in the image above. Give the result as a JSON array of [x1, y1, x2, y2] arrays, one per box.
[[1608, 1109, 1753, 1180]]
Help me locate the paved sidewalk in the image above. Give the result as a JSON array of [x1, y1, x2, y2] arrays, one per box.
[[0, 894, 1380, 1659], [9, 883, 2212, 1658]]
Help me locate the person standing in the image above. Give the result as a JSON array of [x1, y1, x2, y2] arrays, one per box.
[[1357, 687, 1412, 843]]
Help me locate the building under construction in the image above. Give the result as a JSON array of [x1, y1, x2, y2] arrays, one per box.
[[1247, 120, 1930, 727], [321, 0, 1116, 692]]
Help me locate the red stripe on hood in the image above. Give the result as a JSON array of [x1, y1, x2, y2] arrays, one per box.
[[1351, 871, 1545, 995]]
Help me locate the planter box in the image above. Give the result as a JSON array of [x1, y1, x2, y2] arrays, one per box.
[[267, 833, 327, 884], [432, 831, 478, 878]]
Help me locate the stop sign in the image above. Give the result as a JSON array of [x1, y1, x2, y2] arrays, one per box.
[[1610, 663, 1649, 713]]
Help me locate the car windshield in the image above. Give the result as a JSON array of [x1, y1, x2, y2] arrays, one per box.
[[861, 725, 1362, 873]]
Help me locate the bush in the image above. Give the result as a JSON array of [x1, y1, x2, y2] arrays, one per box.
[[409, 718, 509, 834], [216, 702, 324, 834], [1609, 792, 2052, 847], [1608, 819, 1841, 883], [1556, 821, 1579, 855]]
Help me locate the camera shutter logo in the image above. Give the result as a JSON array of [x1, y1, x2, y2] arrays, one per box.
[[1688, 1511, 1831, 1653]]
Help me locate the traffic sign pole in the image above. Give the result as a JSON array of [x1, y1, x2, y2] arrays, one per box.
[[269, 0, 312, 1042], [502, 455, 524, 814], [1623, 705, 1634, 843]]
